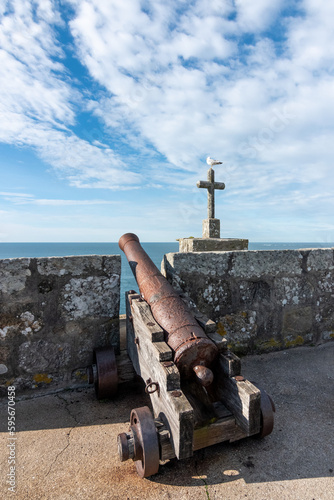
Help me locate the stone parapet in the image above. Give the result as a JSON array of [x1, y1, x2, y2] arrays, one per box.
[[162, 248, 334, 354], [0, 255, 121, 395]]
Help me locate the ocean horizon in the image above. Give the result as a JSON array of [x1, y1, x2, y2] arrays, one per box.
[[1, 241, 333, 314]]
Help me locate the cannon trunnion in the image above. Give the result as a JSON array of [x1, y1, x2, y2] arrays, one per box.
[[88, 233, 275, 478]]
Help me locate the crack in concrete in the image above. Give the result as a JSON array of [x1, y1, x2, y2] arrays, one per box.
[[202, 478, 211, 500], [195, 460, 211, 500], [0, 386, 93, 405], [45, 394, 80, 478]]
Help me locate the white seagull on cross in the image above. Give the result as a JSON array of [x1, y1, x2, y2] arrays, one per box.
[[206, 156, 222, 166]]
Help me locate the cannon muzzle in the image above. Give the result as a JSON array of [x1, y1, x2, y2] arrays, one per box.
[[119, 233, 218, 386]]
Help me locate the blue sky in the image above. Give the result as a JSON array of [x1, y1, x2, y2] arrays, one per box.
[[0, 0, 333, 243]]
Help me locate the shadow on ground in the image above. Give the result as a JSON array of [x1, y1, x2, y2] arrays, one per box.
[[0, 343, 333, 499]]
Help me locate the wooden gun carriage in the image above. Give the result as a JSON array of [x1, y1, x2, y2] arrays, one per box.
[[88, 234, 275, 478]]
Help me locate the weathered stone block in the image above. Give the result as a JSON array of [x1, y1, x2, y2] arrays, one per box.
[[203, 218, 220, 238], [282, 307, 313, 336], [275, 276, 315, 307], [163, 248, 334, 353], [316, 270, 334, 295], [37, 255, 107, 277], [305, 248, 334, 272], [217, 310, 257, 353], [18, 340, 72, 373], [61, 275, 119, 320], [229, 250, 303, 278], [238, 279, 272, 306], [178, 238, 248, 252], [163, 251, 231, 279], [0, 255, 121, 395], [0, 258, 31, 294]]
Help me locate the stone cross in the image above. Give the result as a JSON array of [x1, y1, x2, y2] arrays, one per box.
[[197, 168, 225, 238], [197, 168, 225, 219]]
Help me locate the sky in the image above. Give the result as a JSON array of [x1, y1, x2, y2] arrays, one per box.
[[0, 0, 334, 243]]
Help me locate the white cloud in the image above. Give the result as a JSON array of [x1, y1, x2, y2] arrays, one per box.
[[0, 192, 34, 198], [0, 192, 120, 205], [0, 0, 141, 189], [234, 0, 286, 33], [286, 0, 334, 72]]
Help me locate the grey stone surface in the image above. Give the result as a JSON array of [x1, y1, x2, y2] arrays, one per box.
[[203, 218, 220, 238], [0, 258, 31, 294], [162, 248, 334, 353], [0, 255, 121, 395], [179, 238, 249, 252]]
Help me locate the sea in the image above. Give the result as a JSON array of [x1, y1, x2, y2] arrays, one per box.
[[1, 241, 333, 314]]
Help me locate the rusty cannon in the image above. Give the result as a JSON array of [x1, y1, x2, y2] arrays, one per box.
[[119, 232, 218, 387], [87, 233, 275, 478]]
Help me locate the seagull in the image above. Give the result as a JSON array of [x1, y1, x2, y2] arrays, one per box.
[[206, 156, 223, 166]]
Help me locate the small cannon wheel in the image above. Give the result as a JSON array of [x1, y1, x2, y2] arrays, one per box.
[[93, 346, 118, 399], [130, 406, 160, 478], [252, 382, 275, 438]]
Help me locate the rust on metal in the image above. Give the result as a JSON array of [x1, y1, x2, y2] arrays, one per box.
[[162, 361, 174, 368], [145, 379, 160, 396], [87, 364, 94, 385], [118, 432, 131, 462], [119, 233, 218, 383], [171, 390, 182, 398], [193, 364, 214, 387], [129, 406, 160, 478], [129, 293, 140, 306], [251, 382, 275, 438], [92, 346, 118, 400]]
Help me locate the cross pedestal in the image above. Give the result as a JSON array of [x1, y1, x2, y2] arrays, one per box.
[[178, 166, 248, 252], [178, 237, 248, 252], [203, 218, 220, 238]]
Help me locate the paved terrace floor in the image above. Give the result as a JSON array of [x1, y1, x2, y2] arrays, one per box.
[[1, 340, 333, 500]]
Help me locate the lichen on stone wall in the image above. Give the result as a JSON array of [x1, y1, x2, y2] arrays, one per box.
[[33, 373, 53, 384], [256, 338, 282, 351], [19, 340, 72, 373], [0, 311, 43, 339], [0, 258, 31, 293], [37, 255, 107, 277], [284, 335, 305, 348], [0, 254, 121, 395], [218, 310, 257, 348], [229, 250, 303, 278], [62, 274, 120, 320], [163, 248, 334, 354]]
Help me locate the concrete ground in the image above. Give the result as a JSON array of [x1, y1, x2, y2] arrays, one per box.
[[1, 342, 333, 500]]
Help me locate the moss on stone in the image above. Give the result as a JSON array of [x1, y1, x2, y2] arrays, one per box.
[[33, 373, 53, 384], [284, 335, 305, 347], [217, 321, 227, 337], [257, 338, 282, 351], [227, 342, 249, 356]]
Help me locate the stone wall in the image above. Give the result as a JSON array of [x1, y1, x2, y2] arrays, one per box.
[[162, 248, 334, 354], [0, 255, 121, 395]]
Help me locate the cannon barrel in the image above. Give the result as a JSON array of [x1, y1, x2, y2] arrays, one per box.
[[119, 233, 218, 386]]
